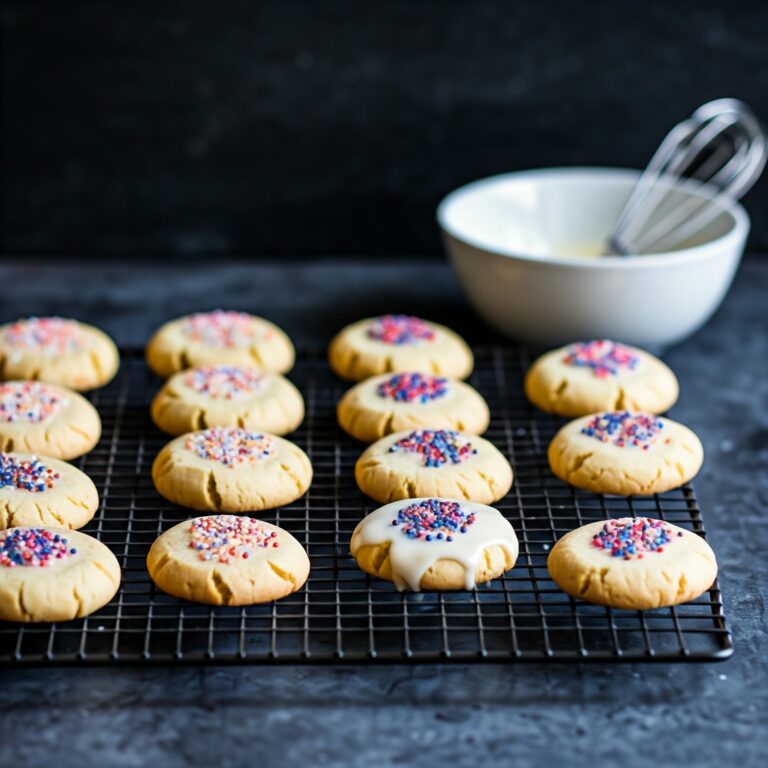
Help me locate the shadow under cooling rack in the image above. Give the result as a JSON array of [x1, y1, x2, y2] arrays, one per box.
[[0, 348, 733, 664]]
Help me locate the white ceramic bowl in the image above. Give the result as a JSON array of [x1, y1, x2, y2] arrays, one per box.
[[438, 167, 749, 347]]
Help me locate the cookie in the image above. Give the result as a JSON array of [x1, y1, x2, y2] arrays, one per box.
[[547, 517, 717, 610], [146, 310, 295, 378], [350, 497, 518, 591], [329, 315, 473, 381], [0, 381, 101, 459], [355, 429, 513, 504], [0, 527, 120, 622], [151, 366, 304, 436], [525, 340, 678, 417], [147, 515, 309, 605], [548, 411, 703, 496], [337, 372, 490, 443], [0, 316, 119, 391], [0, 452, 99, 530], [152, 427, 312, 512]]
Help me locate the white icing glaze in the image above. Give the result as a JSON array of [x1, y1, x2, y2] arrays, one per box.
[[351, 497, 518, 592]]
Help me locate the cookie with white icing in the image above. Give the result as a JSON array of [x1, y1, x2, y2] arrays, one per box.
[[329, 315, 473, 381], [547, 517, 717, 610], [151, 365, 304, 436], [525, 340, 678, 417], [337, 372, 490, 443], [548, 411, 703, 496], [0, 451, 99, 530], [147, 515, 309, 605], [146, 310, 295, 378], [355, 429, 513, 504], [0, 380, 101, 459], [0, 526, 120, 622], [350, 497, 518, 591], [0, 317, 119, 391], [152, 427, 312, 512]]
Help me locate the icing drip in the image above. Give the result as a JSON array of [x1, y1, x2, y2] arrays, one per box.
[[352, 498, 518, 592]]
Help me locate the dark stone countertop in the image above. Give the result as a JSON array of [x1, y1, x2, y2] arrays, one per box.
[[0, 257, 766, 768]]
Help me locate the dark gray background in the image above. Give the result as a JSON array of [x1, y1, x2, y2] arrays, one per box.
[[1, 0, 767, 257]]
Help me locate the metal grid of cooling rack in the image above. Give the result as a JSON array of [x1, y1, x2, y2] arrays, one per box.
[[0, 348, 732, 664]]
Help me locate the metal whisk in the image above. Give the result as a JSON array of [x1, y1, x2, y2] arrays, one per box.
[[608, 98, 766, 255]]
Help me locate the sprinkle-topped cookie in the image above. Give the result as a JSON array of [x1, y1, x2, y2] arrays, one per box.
[[183, 366, 267, 400], [562, 340, 640, 378], [393, 498, 476, 542], [182, 311, 269, 349], [3, 317, 82, 354], [185, 427, 274, 466], [0, 381, 69, 424], [591, 517, 682, 560], [0, 453, 61, 492], [188, 515, 279, 563], [376, 373, 449, 403], [0, 528, 76, 567], [581, 411, 667, 450], [366, 315, 435, 346], [389, 429, 477, 468]]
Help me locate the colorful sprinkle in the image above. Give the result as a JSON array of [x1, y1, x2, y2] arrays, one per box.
[[182, 311, 270, 349], [392, 498, 476, 542], [366, 315, 436, 346], [581, 411, 666, 450], [0, 454, 61, 492], [591, 517, 680, 560], [389, 429, 477, 468], [183, 366, 267, 400], [188, 515, 279, 563], [3, 317, 82, 354], [563, 340, 640, 378], [376, 373, 449, 403], [0, 381, 69, 423], [0, 528, 76, 567], [185, 427, 274, 466]]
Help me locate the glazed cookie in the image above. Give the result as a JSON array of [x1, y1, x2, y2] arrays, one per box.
[[350, 497, 518, 591], [152, 427, 312, 512], [147, 515, 309, 605], [337, 372, 490, 443], [0, 316, 119, 391], [548, 411, 703, 496], [151, 365, 304, 436], [547, 517, 717, 610], [329, 315, 473, 381], [0, 381, 101, 459], [0, 452, 99, 530], [146, 310, 295, 378], [525, 340, 678, 417], [355, 429, 513, 504], [0, 526, 120, 622]]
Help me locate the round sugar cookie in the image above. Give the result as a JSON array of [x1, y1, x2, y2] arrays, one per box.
[[151, 365, 304, 436], [147, 515, 309, 605], [337, 372, 490, 443], [0, 452, 99, 530], [152, 427, 312, 513], [146, 310, 294, 378], [329, 315, 473, 381], [525, 340, 678, 417], [355, 429, 513, 504], [0, 527, 120, 622], [0, 317, 119, 391], [547, 517, 717, 610], [548, 411, 703, 496], [0, 381, 101, 459], [351, 497, 518, 591]]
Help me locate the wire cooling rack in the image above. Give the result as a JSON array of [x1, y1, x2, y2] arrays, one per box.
[[0, 348, 732, 664]]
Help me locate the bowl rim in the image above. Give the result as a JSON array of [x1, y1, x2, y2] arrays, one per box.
[[436, 166, 750, 269]]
